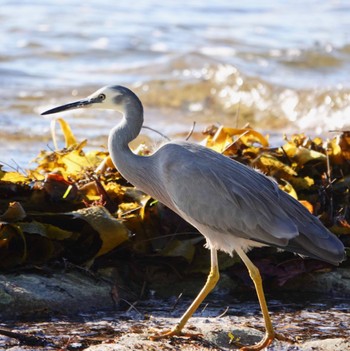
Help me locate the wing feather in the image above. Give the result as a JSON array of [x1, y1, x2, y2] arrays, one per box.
[[155, 141, 344, 264], [159, 142, 298, 244]]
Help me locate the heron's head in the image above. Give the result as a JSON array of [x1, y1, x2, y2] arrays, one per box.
[[41, 85, 140, 116]]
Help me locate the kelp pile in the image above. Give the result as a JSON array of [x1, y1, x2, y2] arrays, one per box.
[[0, 120, 349, 291]]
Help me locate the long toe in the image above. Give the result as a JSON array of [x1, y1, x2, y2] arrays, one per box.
[[239, 331, 293, 351], [239, 332, 274, 351], [149, 328, 202, 341]]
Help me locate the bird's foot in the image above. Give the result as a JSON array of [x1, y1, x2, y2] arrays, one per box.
[[149, 326, 202, 341], [239, 332, 291, 351], [238, 333, 273, 351]]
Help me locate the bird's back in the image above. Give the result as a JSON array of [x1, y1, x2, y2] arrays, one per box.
[[149, 141, 345, 265]]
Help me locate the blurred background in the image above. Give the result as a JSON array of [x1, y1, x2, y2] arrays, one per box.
[[1, 0, 350, 168]]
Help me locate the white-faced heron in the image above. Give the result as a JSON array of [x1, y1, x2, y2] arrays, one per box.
[[42, 85, 345, 350]]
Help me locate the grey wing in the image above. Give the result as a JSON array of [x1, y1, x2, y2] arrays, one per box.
[[162, 144, 299, 246], [159, 142, 345, 264]]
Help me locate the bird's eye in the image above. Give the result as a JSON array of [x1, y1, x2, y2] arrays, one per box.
[[98, 93, 106, 101]]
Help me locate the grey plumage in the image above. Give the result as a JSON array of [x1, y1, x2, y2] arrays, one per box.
[[42, 84, 345, 350], [42, 84, 345, 264]]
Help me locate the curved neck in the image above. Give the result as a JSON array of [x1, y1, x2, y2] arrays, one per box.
[[107, 92, 174, 210], [110, 93, 144, 150], [108, 94, 145, 184]]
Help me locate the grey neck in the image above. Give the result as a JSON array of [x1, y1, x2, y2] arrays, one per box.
[[107, 96, 146, 184]]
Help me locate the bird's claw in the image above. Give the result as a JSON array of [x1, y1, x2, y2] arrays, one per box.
[[149, 327, 202, 341], [238, 331, 292, 351], [238, 335, 273, 351]]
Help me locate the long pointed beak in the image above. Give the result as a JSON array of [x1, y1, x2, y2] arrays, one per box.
[[41, 97, 98, 115]]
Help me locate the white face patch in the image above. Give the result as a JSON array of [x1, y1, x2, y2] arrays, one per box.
[[87, 87, 105, 100], [86, 87, 124, 110]]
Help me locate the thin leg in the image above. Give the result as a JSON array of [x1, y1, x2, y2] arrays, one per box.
[[235, 248, 275, 351], [150, 248, 220, 340]]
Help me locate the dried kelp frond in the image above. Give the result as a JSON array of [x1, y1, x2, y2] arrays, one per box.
[[0, 119, 348, 289]]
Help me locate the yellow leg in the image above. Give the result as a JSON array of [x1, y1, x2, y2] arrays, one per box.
[[150, 248, 219, 340], [236, 248, 275, 351]]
